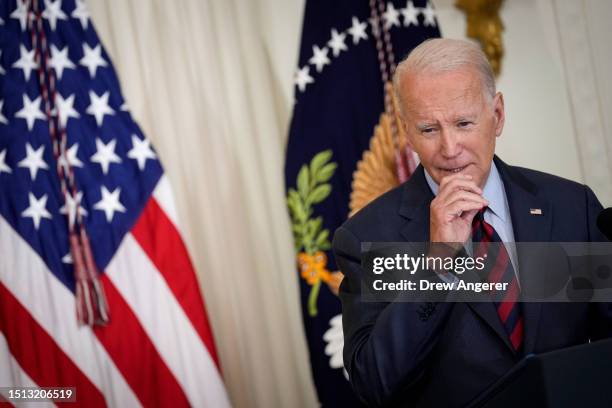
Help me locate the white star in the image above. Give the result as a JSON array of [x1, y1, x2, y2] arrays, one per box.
[[127, 135, 156, 170], [71, 0, 89, 30], [309, 45, 330, 73], [60, 191, 87, 228], [295, 66, 314, 93], [0, 100, 7, 124], [10, 0, 29, 32], [62, 253, 72, 264], [91, 138, 121, 174], [42, 0, 67, 31], [54, 92, 79, 127], [79, 43, 107, 77], [383, 3, 401, 29], [348, 17, 368, 44], [18, 143, 49, 180], [0, 50, 5, 75], [422, 2, 437, 27], [49, 44, 75, 79], [401, 1, 420, 26], [327, 29, 348, 57], [0, 17, 4, 25], [15, 94, 46, 131], [86, 90, 114, 126], [119, 102, 129, 111], [22, 193, 53, 230], [0, 149, 11, 174], [94, 186, 126, 222], [58, 143, 83, 174], [12, 44, 38, 81]]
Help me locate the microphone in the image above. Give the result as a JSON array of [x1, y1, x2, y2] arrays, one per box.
[[596, 208, 612, 241]]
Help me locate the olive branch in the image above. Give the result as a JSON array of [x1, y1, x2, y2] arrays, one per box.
[[287, 149, 337, 316]]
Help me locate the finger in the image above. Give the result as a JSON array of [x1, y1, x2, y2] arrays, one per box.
[[445, 200, 488, 219], [437, 178, 483, 199], [439, 173, 473, 189], [441, 190, 489, 208]]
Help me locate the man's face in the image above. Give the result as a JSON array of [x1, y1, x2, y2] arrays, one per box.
[[399, 67, 505, 189]]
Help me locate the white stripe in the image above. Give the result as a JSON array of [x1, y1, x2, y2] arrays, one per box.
[[106, 233, 230, 407], [152, 175, 180, 229], [0, 333, 56, 408], [0, 216, 142, 408]]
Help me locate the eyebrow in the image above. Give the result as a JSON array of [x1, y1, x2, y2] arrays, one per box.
[[416, 122, 438, 131], [455, 115, 477, 122]]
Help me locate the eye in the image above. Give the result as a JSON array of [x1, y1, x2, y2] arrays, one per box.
[[419, 126, 438, 135], [458, 121, 473, 128]]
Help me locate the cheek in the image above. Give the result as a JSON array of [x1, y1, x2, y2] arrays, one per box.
[[414, 141, 440, 162], [462, 134, 492, 164]]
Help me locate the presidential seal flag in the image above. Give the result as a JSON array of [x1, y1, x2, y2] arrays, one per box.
[[0, 0, 230, 406], [285, 0, 440, 405]]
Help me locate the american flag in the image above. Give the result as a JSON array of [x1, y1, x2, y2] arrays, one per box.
[[0, 0, 230, 406]]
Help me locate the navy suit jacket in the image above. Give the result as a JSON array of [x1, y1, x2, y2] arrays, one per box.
[[332, 156, 612, 407]]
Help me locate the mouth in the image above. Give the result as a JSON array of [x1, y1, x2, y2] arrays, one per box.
[[438, 164, 469, 174]]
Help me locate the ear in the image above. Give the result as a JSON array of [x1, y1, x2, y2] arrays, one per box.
[[401, 119, 415, 149], [493, 92, 505, 138]]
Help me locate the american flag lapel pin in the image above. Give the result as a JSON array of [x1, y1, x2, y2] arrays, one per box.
[[530, 208, 543, 215]]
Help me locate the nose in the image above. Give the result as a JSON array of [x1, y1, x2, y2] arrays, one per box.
[[439, 129, 461, 159]]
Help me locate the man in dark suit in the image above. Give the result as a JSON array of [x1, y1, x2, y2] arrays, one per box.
[[332, 38, 612, 407]]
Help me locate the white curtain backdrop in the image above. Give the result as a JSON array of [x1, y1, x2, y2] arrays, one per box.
[[88, 0, 316, 407], [550, 0, 612, 205]]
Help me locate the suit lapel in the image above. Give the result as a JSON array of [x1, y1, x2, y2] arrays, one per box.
[[398, 166, 432, 242], [495, 156, 552, 354]]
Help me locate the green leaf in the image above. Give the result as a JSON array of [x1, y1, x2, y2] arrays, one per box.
[[297, 165, 310, 199], [309, 184, 331, 204], [310, 217, 323, 235], [288, 189, 300, 202], [319, 241, 331, 251], [309, 150, 333, 179], [292, 223, 304, 235], [315, 163, 337, 183], [303, 221, 317, 244], [293, 201, 307, 223], [288, 190, 302, 214], [286, 195, 298, 215], [315, 229, 330, 247]]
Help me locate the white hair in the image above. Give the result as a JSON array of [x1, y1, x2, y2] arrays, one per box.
[[393, 38, 496, 114]]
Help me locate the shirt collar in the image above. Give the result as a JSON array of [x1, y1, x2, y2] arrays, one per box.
[[423, 162, 508, 222]]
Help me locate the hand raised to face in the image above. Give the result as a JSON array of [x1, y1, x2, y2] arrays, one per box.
[[429, 173, 488, 245]]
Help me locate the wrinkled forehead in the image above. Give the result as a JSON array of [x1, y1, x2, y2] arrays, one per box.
[[400, 68, 488, 119]]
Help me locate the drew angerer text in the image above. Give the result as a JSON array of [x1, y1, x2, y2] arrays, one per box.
[[372, 279, 508, 293]]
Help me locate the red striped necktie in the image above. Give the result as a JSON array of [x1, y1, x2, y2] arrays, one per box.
[[472, 209, 524, 351]]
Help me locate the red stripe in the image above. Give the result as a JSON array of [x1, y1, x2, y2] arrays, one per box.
[[93, 276, 190, 407], [131, 198, 220, 369], [471, 218, 482, 235], [509, 317, 524, 349], [472, 219, 491, 259], [497, 280, 520, 322], [0, 283, 106, 407], [487, 245, 510, 285]]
